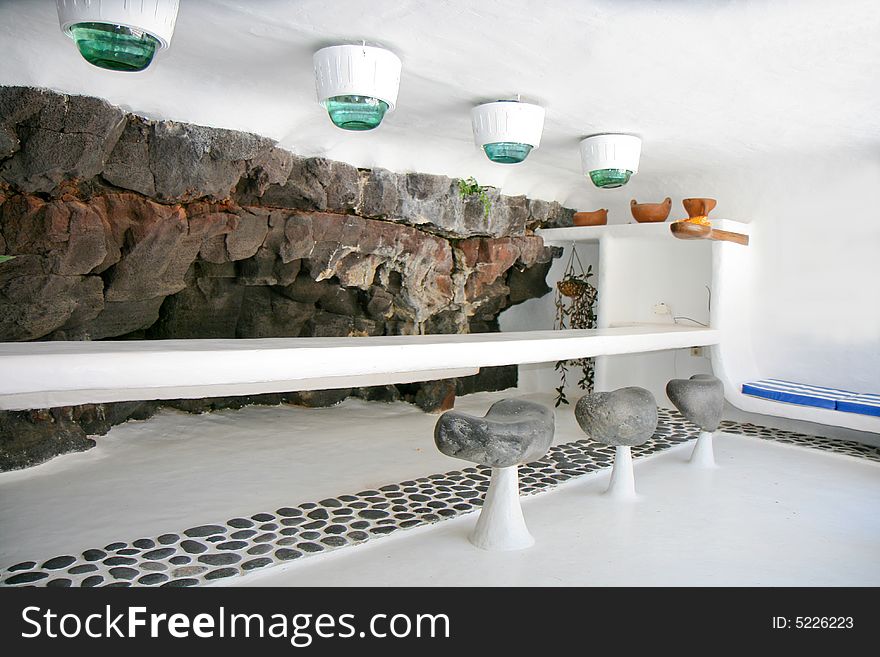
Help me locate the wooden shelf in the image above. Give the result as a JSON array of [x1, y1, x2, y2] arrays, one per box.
[[537, 219, 749, 244]]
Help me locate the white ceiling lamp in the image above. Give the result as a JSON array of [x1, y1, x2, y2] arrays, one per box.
[[471, 99, 545, 164], [579, 134, 642, 188], [56, 0, 179, 72], [313, 44, 402, 132]]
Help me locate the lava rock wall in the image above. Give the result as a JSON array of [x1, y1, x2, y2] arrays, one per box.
[[0, 86, 570, 470]]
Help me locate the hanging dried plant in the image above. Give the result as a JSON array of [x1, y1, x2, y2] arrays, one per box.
[[553, 246, 598, 407]]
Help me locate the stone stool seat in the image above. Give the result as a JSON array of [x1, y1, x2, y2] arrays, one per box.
[[575, 387, 658, 498], [435, 398, 554, 550], [666, 374, 725, 467]]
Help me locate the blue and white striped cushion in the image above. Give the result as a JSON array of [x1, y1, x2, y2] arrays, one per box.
[[741, 379, 854, 410], [837, 393, 880, 417]]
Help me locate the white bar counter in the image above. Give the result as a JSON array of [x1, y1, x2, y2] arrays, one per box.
[[0, 325, 719, 410]]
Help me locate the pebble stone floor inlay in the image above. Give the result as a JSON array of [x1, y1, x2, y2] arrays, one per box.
[[3, 409, 878, 587]]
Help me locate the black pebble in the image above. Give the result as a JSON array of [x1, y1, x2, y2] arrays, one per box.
[[297, 542, 323, 553], [143, 548, 176, 560], [228, 518, 254, 529], [370, 526, 397, 535], [180, 540, 207, 554], [198, 553, 241, 566], [242, 558, 272, 571], [103, 556, 137, 566], [161, 578, 199, 587], [68, 564, 99, 574], [109, 567, 138, 580], [184, 525, 226, 538], [205, 568, 238, 580], [274, 549, 302, 561], [217, 541, 248, 551], [42, 555, 76, 570], [8, 561, 36, 572], [231, 529, 257, 540]]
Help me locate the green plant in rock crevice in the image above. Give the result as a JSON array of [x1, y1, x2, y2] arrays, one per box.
[[0, 255, 15, 264], [457, 176, 492, 218]]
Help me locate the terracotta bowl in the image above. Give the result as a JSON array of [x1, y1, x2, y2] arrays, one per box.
[[682, 197, 717, 218], [573, 209, 608, 226], [630, 197, 672, 223]]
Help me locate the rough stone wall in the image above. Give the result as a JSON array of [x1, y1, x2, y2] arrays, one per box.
[[0, 86, 570, 470]]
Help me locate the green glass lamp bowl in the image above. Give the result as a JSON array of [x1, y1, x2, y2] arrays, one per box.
[[69, 22, 160, 72], [323, 95, 389, 131], [482, 141, 533, 164], [588, 168, 633, 189]]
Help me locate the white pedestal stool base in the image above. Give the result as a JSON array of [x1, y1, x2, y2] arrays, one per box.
[[470, 465, 534, 551], [605, 445, 637, 499], [689, 430, 717, 467]]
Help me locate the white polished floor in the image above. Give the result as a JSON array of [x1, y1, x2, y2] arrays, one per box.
[[1, 390, 877, 586], [235, 433, 880, 587]]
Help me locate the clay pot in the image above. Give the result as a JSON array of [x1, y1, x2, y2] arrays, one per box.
[[682, 198, 717, 218], [573, 209, 608, 226], [630, 197, 671, 223]]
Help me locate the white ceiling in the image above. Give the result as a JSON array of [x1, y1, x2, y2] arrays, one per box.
[[0, 0, 878, 208]]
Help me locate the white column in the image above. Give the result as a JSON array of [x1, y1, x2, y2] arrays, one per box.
[[470, 465, 534, 551], [605, 445, 636, 499], [689, 430, 716, 467]]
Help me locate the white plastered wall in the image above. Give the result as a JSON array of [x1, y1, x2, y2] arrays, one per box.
[[502, 154, 880, 441]]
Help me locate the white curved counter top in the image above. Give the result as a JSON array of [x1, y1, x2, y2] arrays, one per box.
[[0, 325, 719, 410]]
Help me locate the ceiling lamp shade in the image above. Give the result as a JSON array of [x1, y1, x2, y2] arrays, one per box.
[[471, 100, 545, 164], [579, 134, 642, 188], [313, 45, 402, 131], [56, 0, 179, 72]]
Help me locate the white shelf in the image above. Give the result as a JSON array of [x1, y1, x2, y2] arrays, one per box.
[[0, 326, 720, 410], [537, 219, 749, 244]]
